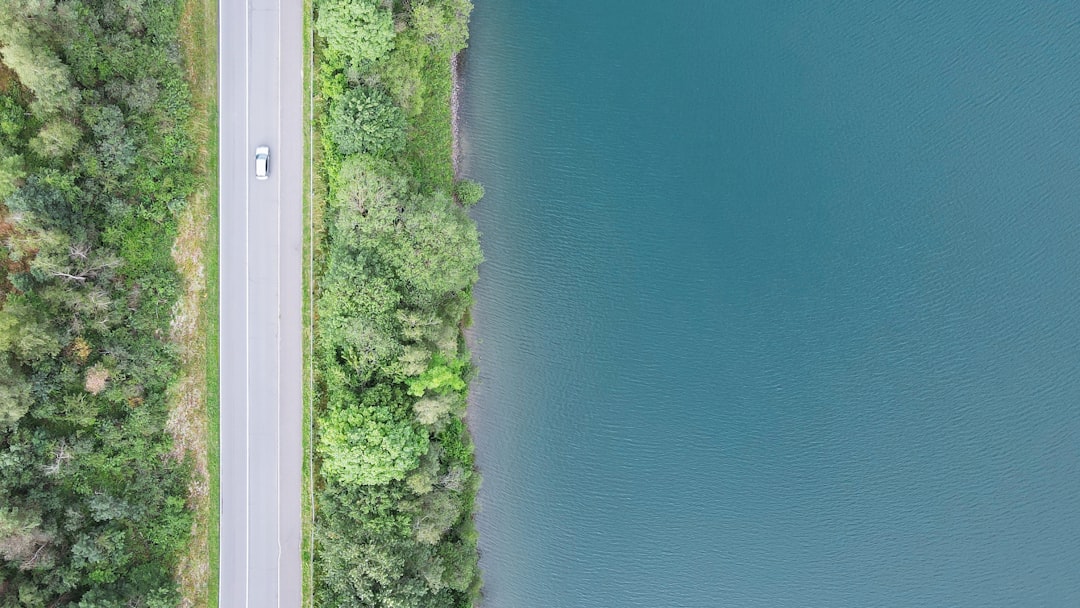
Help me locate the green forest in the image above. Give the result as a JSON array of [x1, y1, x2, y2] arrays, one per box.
[[0, 0, 203, 605], [313, 0, 485, 606]]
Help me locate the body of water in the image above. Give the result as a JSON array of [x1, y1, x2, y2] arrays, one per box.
[[460, 3, 1080, 606]]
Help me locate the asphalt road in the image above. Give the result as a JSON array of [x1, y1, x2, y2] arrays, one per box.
[[219, 0, 303, 604]]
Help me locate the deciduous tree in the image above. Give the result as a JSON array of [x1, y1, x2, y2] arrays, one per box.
[[411, 0, 473, 56], [316, 0, 395, 67], [327, 85, 406, 157], [29, 120, 81, 159], [0, 358, 32, 428], [318, 404, 429, 486]]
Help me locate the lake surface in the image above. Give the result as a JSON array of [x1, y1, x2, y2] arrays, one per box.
[[459, 2, 1080, 606]]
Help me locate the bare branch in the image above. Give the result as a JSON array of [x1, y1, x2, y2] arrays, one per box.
[[47, 270, 86, 282], [22, 541, 48, 570], [68, 242, 90, 260]]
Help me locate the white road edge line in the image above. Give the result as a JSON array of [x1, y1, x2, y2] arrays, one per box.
[[243, 0, 252, 604], [275, 1, 284, 605], [215, 0, 227, 602]]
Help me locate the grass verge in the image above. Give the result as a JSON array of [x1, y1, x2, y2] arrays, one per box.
[[403, 54, 456, 193], [175, 0, 219, 604], [301, 0, 324, 605]]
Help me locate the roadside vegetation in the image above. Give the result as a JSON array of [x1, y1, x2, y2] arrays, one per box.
[[175, 0, 219, 603], [312, 0, 485, 605], [0, 0, 206, 604]]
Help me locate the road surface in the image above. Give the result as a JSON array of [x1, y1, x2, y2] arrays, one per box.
[[219, 0, 303, 604]]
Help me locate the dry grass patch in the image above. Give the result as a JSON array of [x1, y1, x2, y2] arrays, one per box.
[[168, 185, 211, 608]]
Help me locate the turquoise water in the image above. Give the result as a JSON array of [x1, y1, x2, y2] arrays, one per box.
[[459, 3, 1080, 606]]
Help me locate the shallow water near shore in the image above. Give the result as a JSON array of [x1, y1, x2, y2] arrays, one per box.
[[460, 2, 1080, 606]]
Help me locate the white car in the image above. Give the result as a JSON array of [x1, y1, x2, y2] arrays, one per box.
[[254, 146, 270, 179]]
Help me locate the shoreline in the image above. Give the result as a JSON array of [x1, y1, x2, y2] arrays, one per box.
[[451, 51, 463, 180]]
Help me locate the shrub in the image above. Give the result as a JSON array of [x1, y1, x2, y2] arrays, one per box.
[[453, 179, 483, 206]]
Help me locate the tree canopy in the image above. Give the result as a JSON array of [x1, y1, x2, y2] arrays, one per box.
[[411, 0, 473, 56], [328, 85, 406, 157], [312, 0, 483, 604], [319, 404, 429, 486], [315, 0, 396, 67]]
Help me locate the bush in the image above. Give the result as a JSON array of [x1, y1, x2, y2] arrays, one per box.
[[328, 86, 406, 157], [454, 179, 484, 206]]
